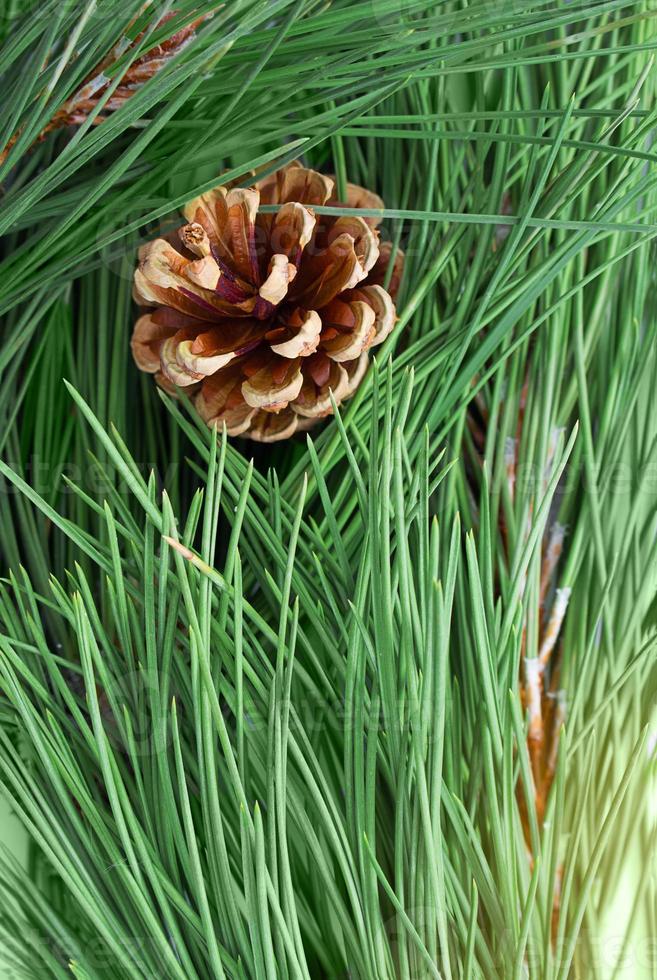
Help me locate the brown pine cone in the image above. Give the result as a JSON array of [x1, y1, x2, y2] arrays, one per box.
[[131, 162, 403, 442]]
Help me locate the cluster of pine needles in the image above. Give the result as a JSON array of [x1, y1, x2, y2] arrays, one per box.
[[1, 0, 657, 977]]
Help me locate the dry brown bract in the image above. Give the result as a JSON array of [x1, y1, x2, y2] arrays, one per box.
[[0, 10, 204, 166], [131, 163, 403, 442]]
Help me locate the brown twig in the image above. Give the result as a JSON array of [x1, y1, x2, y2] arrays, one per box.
[[0, 8, 209, 168]]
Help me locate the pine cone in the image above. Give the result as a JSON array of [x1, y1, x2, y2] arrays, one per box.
[[131, 162, 403, 442]]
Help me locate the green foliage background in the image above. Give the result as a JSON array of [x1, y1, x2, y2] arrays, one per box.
[[0, 1, 657, 977]]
